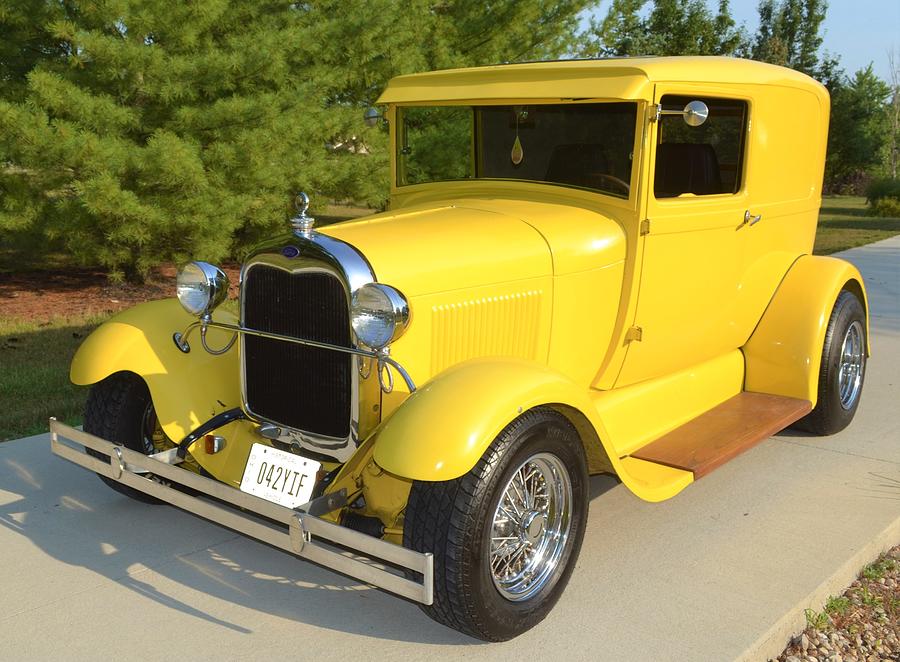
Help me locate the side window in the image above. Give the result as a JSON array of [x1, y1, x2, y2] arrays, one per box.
[[654, 95, 747, 198]]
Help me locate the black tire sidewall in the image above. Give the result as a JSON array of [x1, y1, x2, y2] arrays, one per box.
[[466, 413, 589, 639], [84, 372, 164, 503], [801, 290, 867, 435]]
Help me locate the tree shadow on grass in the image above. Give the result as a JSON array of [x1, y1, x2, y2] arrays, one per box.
[[818, 218, 900, 231], [819, 204, 871, 218], [0, 323, 93, 441]]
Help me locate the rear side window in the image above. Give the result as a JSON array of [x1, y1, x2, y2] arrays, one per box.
[[654, 95, 747, 198]]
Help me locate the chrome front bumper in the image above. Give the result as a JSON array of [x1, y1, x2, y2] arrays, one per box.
[[49, 418, 433, 605]]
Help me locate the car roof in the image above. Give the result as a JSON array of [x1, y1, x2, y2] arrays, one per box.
[[376, 56, 826, 104]]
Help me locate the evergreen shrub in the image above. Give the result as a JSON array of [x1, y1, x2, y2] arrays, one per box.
[[865, 178, 900, 205], [871, 197, 900, 218]]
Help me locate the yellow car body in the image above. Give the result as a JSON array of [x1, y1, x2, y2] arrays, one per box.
[[63, 58, 869, 634]]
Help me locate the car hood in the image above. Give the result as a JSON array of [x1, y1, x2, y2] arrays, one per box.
[[320, 200, 626, 297], [320, 204, 550, 297]]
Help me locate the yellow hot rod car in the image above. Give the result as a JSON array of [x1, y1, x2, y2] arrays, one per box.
[[51, 56, 868, 641]]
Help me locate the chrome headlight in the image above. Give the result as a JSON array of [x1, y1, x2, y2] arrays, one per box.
[[350, 283, 410, 350], [176, 261, 229, 317]]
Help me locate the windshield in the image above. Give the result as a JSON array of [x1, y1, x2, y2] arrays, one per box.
[[398, 102, 638, 199]]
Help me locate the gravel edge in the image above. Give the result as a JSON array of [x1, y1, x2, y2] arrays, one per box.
[[771, 546, 898, 662], [739, 517, 900, 662]]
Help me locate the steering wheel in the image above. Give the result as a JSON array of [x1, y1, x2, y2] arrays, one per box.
[[593, 173, 631, 196]]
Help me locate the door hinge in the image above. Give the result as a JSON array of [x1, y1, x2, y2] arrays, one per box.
[[625, 326, 643, 342], [640, 219, 651, 236]]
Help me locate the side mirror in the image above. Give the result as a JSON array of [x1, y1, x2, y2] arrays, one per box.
[[655, 100, 709, 127], [682, 100, 709, 127], [363, 107, 383, 128]]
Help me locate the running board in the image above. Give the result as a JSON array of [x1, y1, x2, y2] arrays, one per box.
[[630, 392, 812, 478]]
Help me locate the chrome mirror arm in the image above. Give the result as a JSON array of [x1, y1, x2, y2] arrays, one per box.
[[173, 315, 238, 356], [173, 320, 202, 353], [651, 100, 709, 126], [201, 323, 239, 356]]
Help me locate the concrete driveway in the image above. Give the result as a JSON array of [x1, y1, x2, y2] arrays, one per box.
[[1, 238, 898, 661]]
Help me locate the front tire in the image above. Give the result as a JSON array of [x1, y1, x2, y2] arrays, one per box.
[[83, 372, 167, 504], [794, 289, 867, 435], [404, 408, 588, 641]]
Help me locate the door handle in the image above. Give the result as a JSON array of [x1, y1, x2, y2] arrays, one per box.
[[744, 209, 762, 226]]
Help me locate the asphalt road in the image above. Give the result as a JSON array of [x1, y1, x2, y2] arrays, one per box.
[[1, 238, 898, 661]]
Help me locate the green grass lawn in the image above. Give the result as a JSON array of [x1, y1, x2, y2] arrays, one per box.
[[0, 196, 896, 442], [814, 196, 900, 255], [0, 316, 108, 441]]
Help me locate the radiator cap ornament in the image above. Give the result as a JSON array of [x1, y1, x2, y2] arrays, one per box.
[[291, 191, 315, 235]]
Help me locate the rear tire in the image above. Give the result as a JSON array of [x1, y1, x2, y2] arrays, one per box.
[[83, 372, 166, 504], [403, 408, 588, 641], [794, 289, 867, 435]]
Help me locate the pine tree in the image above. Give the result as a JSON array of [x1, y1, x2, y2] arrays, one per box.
[[0, 0, 68, 97], [582, 0, 746, 58], [795, 0, 826, 74], [753, 0, 827, 76], [0, 1, 331, 280], [587, 0, 648, 57], [825, 65, 891, 192], [0, 0, 588, 280], [713, 1, 745, 56]]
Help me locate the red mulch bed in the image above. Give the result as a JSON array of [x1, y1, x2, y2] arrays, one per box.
[[0, 264, 241, 323]]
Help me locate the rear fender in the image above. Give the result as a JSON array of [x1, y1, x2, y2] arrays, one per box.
[[371, 358, 693, 502], [71, 299, 241, 442], [742, 255, 869, 405]]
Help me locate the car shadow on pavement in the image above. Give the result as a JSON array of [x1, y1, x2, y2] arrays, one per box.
[[773, 425, 900, 504], [0, 446, 480, 645], [589, 473, 620, 501]]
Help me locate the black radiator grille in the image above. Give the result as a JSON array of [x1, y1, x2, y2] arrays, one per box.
[[243, 266, 352, 439]]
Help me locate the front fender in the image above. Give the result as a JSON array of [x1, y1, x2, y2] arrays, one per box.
[[372, 358, 649, 487], [742, 255, 869, 405], [71, 299, 241, 442]]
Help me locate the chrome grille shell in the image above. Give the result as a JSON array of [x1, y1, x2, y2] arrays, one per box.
[[239, 231, 381, 463]]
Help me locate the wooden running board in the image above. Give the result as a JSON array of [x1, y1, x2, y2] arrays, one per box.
[[630, 392, 812, 479]]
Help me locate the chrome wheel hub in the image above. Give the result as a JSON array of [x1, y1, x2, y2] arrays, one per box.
[[838, 320, 864, 410], [489, 452, 572, 602], [520, 510, 547, 545]]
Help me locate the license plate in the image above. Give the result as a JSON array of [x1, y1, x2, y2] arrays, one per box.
[[239, 443, 321, 509]]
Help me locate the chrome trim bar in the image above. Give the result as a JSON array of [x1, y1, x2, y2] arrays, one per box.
[[49, 419, 433, 605], [175, 318, 416, 393]]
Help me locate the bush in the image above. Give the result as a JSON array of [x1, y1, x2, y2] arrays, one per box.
[[824, 169, 872, 196], [866, 178, 900, 205], [871, 197, 900, 218]]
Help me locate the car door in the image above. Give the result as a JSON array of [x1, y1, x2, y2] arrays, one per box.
[[616, 86, 752, 387]]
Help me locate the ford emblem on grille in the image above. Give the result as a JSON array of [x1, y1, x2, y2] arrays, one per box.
[[281, 246, 300, 258]]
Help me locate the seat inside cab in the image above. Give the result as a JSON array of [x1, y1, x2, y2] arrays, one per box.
[[653, 95, 747, 198]]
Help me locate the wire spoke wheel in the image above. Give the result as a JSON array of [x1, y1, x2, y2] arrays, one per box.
[[404, 408, 588, 641], [794, 289, 867, 436], [837, 319, 864, 410], [489, 452, 572, 602]]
